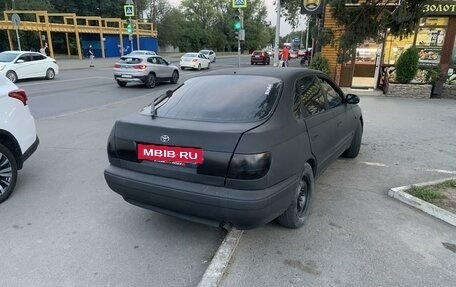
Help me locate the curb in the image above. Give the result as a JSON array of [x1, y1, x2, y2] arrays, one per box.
[[388, 177, 456, 227], [197, 228, 244, 287]]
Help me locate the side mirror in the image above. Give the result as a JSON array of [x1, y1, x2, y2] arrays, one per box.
[[345, 94, 360, 104], [16, 59, 25, 63]]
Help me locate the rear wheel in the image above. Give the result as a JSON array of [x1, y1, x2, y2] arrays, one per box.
[[343, 120, 363, 158], [207, 63, 211, 70], [6, 71, 17, 83], [144, 74, 156, 88], [116, 80, 127, 87], [0, 144, 18, 204], [251, 62, 254, 65], [213, 57, 216, 63], [197, 64, 201, 71], [171, 70, 179, 84], [45, 68, 55, 80], [277, 163, 314, 229]]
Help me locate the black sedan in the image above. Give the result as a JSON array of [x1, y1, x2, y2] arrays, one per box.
[[104, 67, 363, 230]]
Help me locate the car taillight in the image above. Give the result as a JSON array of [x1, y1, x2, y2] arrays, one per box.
[[114, 63, 121, 68], [192, 59, 198, 62], [227, 152, 271, 180], [8, 89, 28, 105], [262, 52, 265, 57], [133, 64, 147, 69]]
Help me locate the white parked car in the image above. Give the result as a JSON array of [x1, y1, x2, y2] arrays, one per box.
[[126, 50, 157, 56], [199, 49, 216, 62], [180, 52, 211, 70], [0, 74, 39, 203], [0, 51, 59, 83]]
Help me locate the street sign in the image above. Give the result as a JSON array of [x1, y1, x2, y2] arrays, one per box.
[[11, 13, 20, 28], [124, 5, 135, 17], [125, 0, 134, 4], [232, 0, 247, 8]]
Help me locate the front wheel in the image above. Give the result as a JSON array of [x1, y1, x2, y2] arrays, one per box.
[[197, 64, 201, 71], [207, 63, 210, 70], [45, 68, 55, 80], [171, 70, 179, 84], [342, 120, 363, 158], [277, 163, 314, 228], [0, 144, 18, 203]]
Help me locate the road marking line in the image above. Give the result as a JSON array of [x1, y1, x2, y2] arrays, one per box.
[[18, 76, 112, 87], [360, 161, 388, 167], [419, 168, 456, 175], [198, 228, 243, 287]]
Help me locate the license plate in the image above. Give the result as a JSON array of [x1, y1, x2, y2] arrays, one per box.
[[121, 74, 132, 78], [138, 144, 203, 164], [255, 55, 260, 58]]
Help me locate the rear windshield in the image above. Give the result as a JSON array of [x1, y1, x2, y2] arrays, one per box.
[[0, 52, 19, 62], [118, 57, 143, 64], [156, 75, 282, 122], [183, 53, 198, 58], [253, 51, 263, 55]]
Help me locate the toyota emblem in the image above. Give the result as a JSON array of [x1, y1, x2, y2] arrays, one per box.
[[160, 135, 170, 143]]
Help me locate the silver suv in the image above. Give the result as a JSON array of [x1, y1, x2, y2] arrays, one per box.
[[113, 55, 179, 88]]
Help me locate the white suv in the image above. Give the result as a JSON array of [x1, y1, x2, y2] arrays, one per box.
[[0, 74, 39, 203]]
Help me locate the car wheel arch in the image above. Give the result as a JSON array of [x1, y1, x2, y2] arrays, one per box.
[[0, 130, 23, 170]]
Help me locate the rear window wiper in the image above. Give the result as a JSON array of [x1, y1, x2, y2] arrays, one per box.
[[150, 89, 174, 119]]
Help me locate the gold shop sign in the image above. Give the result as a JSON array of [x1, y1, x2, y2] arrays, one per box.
[[423, 0, 456, 15]]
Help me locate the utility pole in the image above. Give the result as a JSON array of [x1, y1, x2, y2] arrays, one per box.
[[273, 0, 281, 67]]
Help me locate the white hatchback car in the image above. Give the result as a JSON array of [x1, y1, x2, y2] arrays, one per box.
[[0, 74, 39, 203], [0, 51, 59, 83], [180, 52, 211, 70]]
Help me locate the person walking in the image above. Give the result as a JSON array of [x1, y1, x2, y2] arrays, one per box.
[[39, 45, 46, 55], [44, 42, 50, 56], [281, 46, 289, 67], [88, 45, 94, 67]]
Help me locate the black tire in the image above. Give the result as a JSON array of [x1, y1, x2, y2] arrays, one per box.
[[144, 74, 156, 88], [45, 68, 55, 80], [213, 57, 216, 63], [6, 70, 18, 83], [267, 60, 270, 65], [277, 163, 314, 229], [251, 62, 254, 65], [0, 144, 18, 203], [180, 67, 185, 70], [117, 80, 127, 87], [197, 64, 201, 71], [207, 63, 210, 70], [171, 70, 179, 84], [343, 120, 363, 158]]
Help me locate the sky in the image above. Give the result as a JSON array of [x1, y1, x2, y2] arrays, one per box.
[[167, 0, 297, 36]]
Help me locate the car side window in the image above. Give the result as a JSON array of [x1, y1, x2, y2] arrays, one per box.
[[18, 54, 31, 62], [32, 54, 46, 61], [155, 57, 165, 65], [319, 77, 343, 109], [148, 57, 158, 64], [294, 76, 327, 119]]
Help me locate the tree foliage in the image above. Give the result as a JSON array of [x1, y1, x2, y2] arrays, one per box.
[[327, 0, 427, 63], [395, 46, 419, 83]]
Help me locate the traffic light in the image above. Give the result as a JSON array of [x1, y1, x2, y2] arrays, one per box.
[[126, 19, 132, 34], [234, 9, 241, 30]]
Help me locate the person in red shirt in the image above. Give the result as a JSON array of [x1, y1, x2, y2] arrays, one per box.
[[281, 46, 289, 67]]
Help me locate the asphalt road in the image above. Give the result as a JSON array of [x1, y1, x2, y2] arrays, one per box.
[[2, 56, 456, 287]]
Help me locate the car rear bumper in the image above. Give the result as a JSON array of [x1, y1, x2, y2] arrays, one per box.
[[104, 165, 298, 229], [180, 62, 198, 69], [113, 74, 146, 83], [251, 58, 268, 63]]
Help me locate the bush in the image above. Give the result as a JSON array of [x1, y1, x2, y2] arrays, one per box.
[[310, 53, 331, 75], [395, 46, 419, 84]]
